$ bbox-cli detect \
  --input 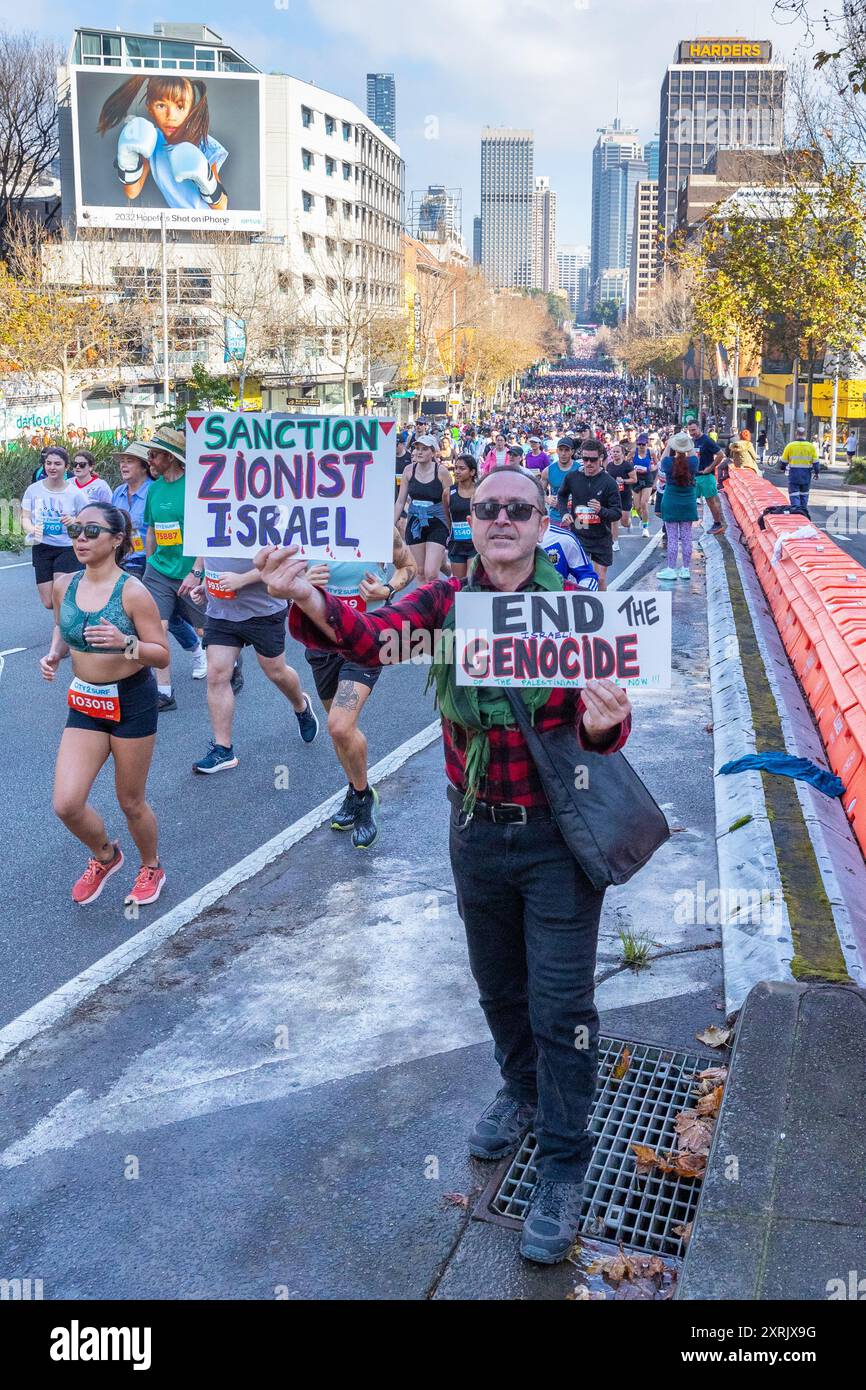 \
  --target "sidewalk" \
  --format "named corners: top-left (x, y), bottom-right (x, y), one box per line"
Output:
top-left (0, 563), bottom-right (724, 1300)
